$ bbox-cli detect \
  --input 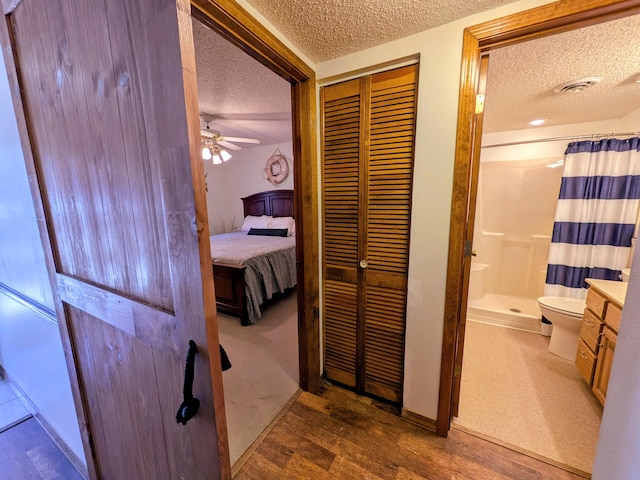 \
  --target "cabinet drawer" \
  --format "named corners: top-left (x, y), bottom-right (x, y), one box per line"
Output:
top-left (605, 303), bottom-right (622, 332)
top-left (585, 288), bottom-right (607, 318)
top-left (579, 309), bottom-right (604, 352)
top-left (576, 339), bottom-right (597, 385)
